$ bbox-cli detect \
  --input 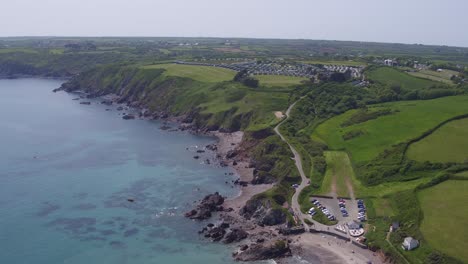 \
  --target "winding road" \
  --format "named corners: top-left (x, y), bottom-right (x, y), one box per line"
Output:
top-left (274, 97), bottom-right (310, 230)
top-left (274, 99), bottom-right (384, 264)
